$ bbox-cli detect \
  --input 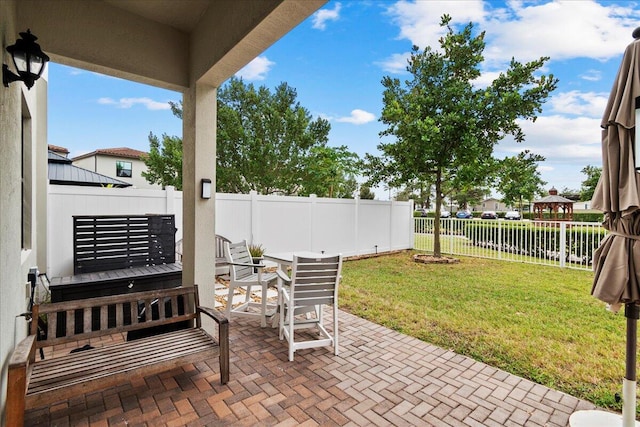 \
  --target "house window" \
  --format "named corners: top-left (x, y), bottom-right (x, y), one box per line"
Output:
top-left (116, 161), bottom-right (132, 178)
